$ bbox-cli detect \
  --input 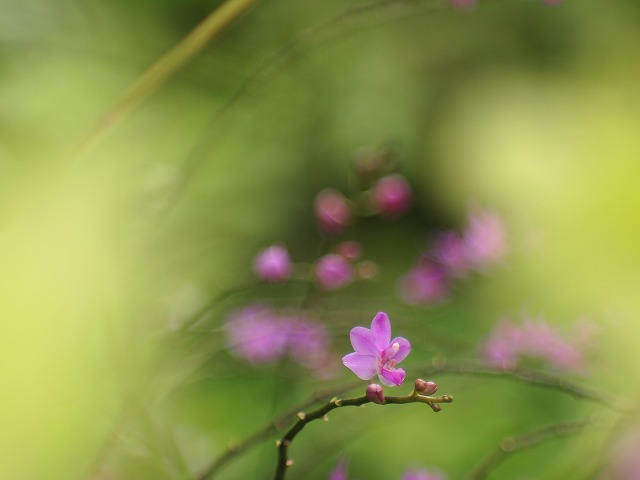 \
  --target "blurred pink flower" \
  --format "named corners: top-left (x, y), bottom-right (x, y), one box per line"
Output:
top-left (402, 468), bottom-right (447, 480)
top-left (336, 241), bottom-right (362, 261)
top-left (463, 207), bottom-right (508, 270)
top-left (225, 304), bottom-right (332, 373)
top-left (253, 245), bottom-right (292, 282)
top-left (315, 254), bottom-right (355, 290)
top-left (431, 231), bottom-right (471, 278)
top-left (314, 188), bottom-right (352, 235)
top-left (342, 312), bottom-right (411, 386)
top-left (370, 174), bottom-right (413, 218)
top-left (397, 263), bottom-right (449, 305)
top-left (284, 314), bottom-right (330, 369)
top-left (482, 316), bottom-right (591, 373)
top-left (225, 304), bottom-right (288, 364)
